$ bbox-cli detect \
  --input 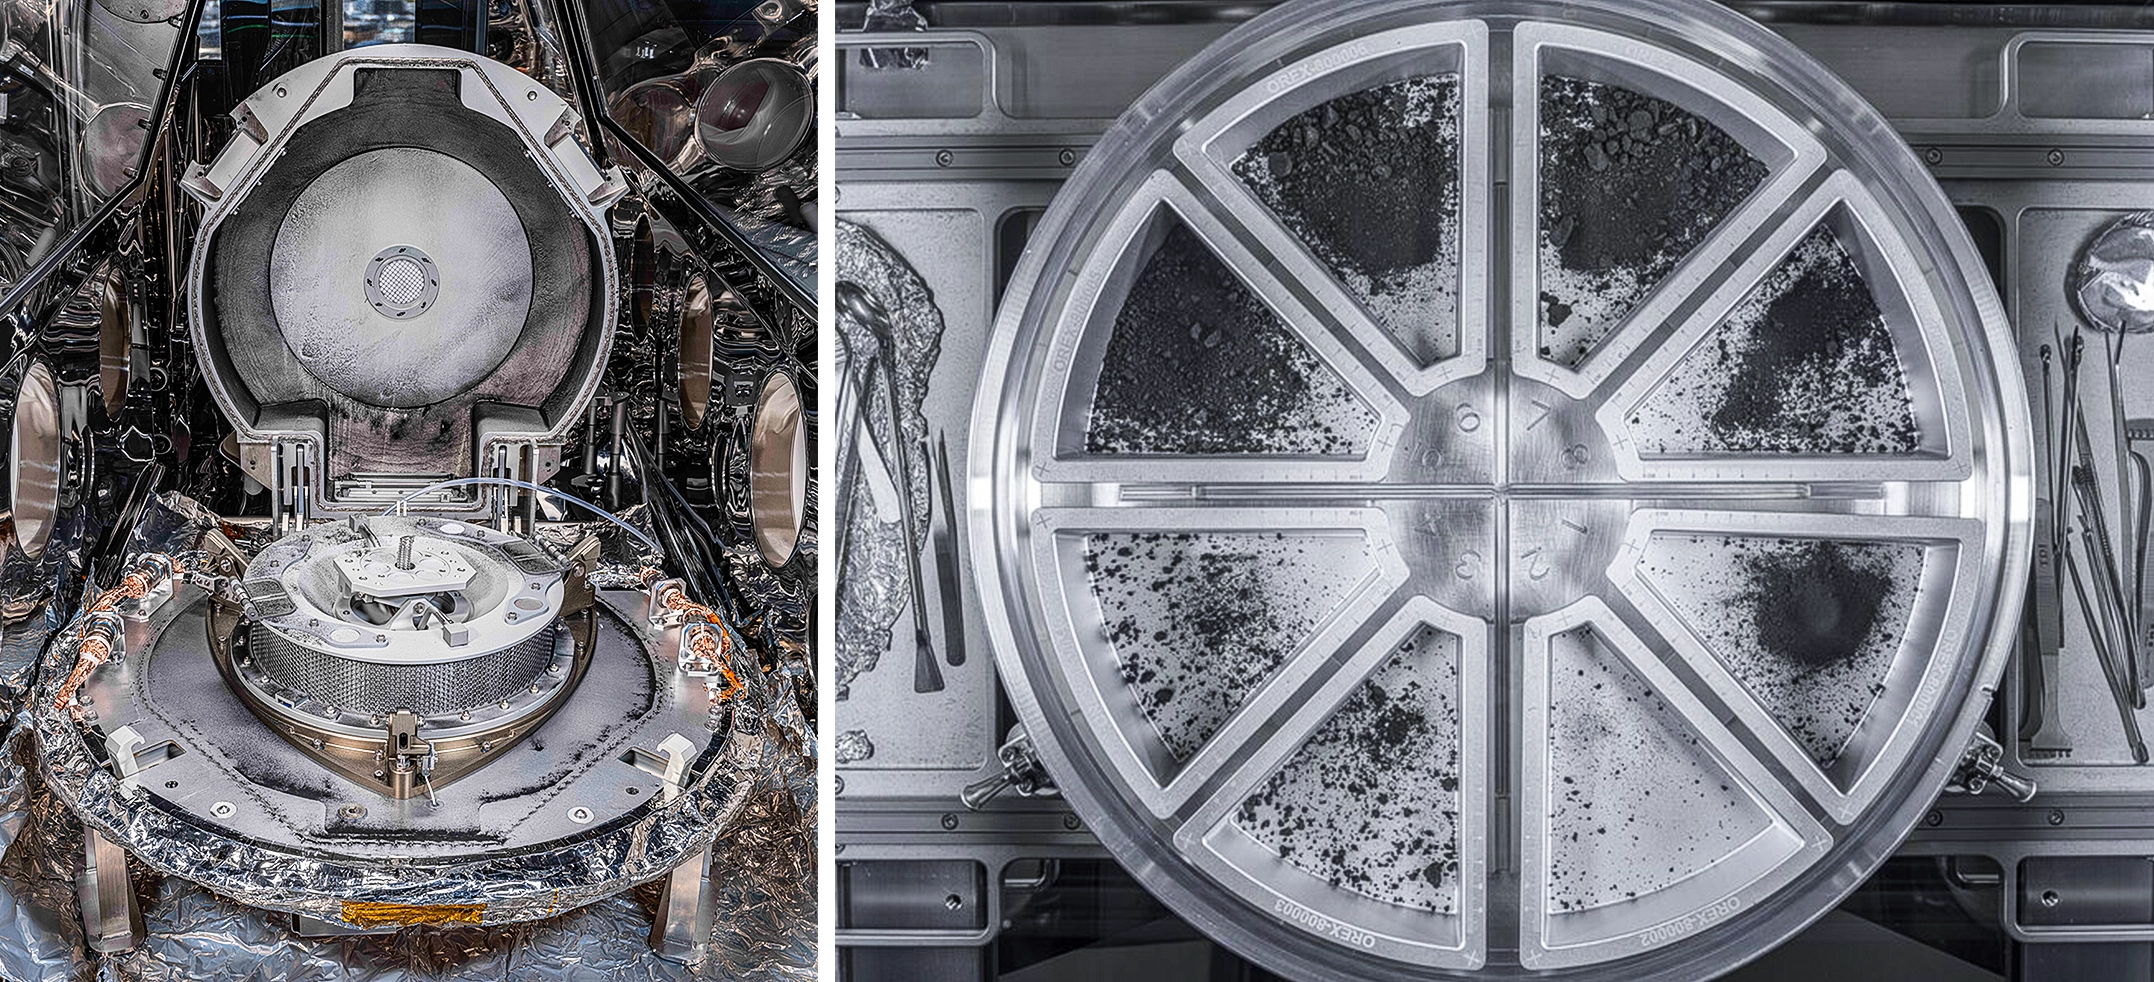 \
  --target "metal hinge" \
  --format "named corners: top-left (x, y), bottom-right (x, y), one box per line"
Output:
top-left (960, 726), bottom-right (1058, 811)
top-left (1946, 726), bottom-right (2037, 801)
